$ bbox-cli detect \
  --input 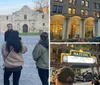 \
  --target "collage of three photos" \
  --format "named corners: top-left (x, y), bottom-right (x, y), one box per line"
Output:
top-left (0, 0), bottom-right (100, 85)
top-left (50, 0), bottom-right (100, 85)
